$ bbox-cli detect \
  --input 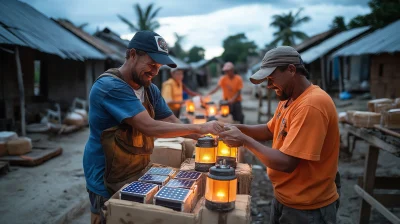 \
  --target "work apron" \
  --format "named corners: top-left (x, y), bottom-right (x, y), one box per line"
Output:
top-left (96, 69), bottom-right (155, 195)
